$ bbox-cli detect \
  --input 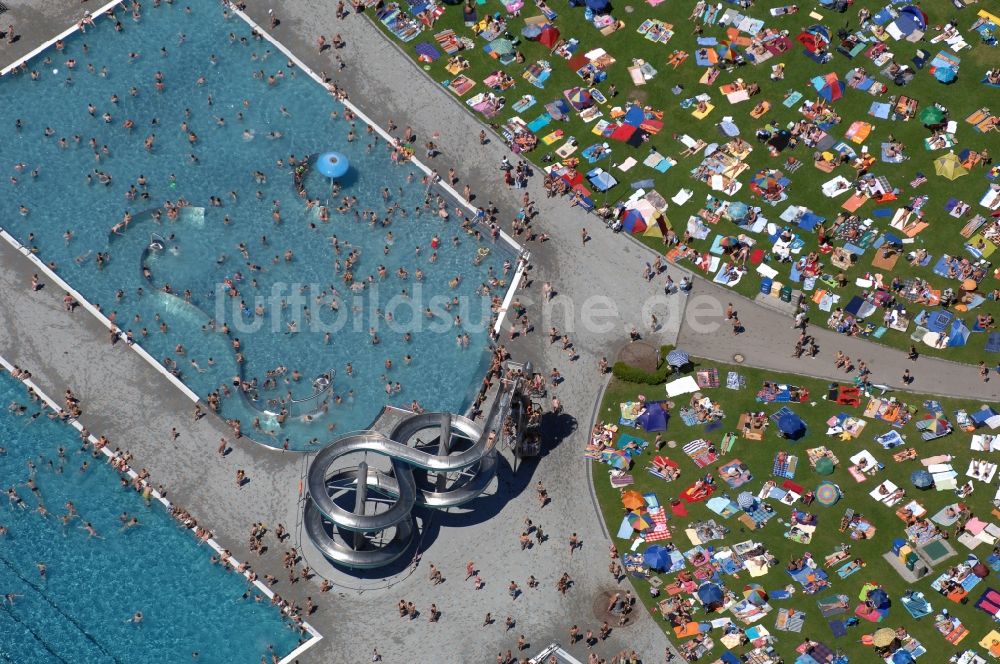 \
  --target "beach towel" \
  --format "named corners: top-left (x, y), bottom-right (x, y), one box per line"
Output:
top-left (775, 608), bottom-right (805, 632)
